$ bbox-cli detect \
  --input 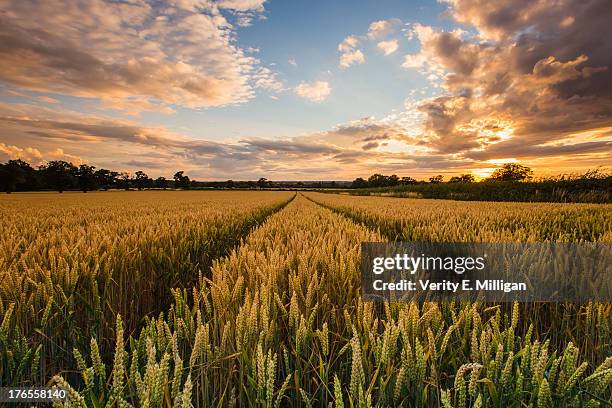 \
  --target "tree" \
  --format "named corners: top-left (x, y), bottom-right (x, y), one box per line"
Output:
top-left (368, 174), bottom-right (384, 187)
top-left (119, 172), bottom-right (132, 190)
top-left (351, 177), bottom-right (369, 188)
top-left (0, 159), bottom-right (37, 193)
top-left (257, 177), bottom-right (269, 189)
top-left (449, 174), bottom-right (475, 183)
top-left (76, 164), bottom-right (98, 192)
top-left (40, 161), bottom-right (77, 193)
top-left (0, 163), bottom-right (20, 193)
top-left (95, 169), bottom-right (119, 190)
top-left (489, 163), bottom-right (533, 182)
top-left (134, 171), bottom-right (151, 190)
top-left (429, 175), bottom-right (444, 184)
top-left (401, 176), bottom-right (417, 185)
top-left (11, 160), bottom-right (39, 190)
top-left (154, 177), bottom-right (169, 189)
top-left (174, 171), bottom-right (191, 189)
